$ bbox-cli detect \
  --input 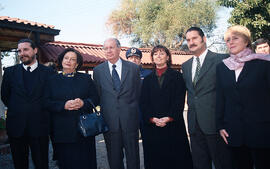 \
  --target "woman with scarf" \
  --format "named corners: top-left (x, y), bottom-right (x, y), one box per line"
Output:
top-left (140, 45), bottom-right (193, 169)
top-left (216, 25), bottom-right (270, 169)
